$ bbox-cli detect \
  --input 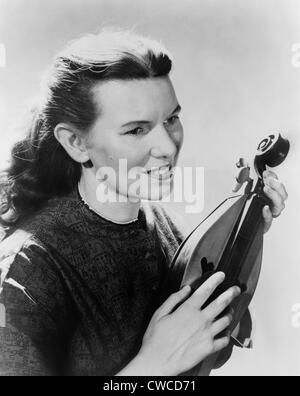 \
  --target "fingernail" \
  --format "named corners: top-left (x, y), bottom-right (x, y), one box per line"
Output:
top-left (235, 286), bottom-right (241, 295)
top-left (181, 285), bottom-right (191, 293)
